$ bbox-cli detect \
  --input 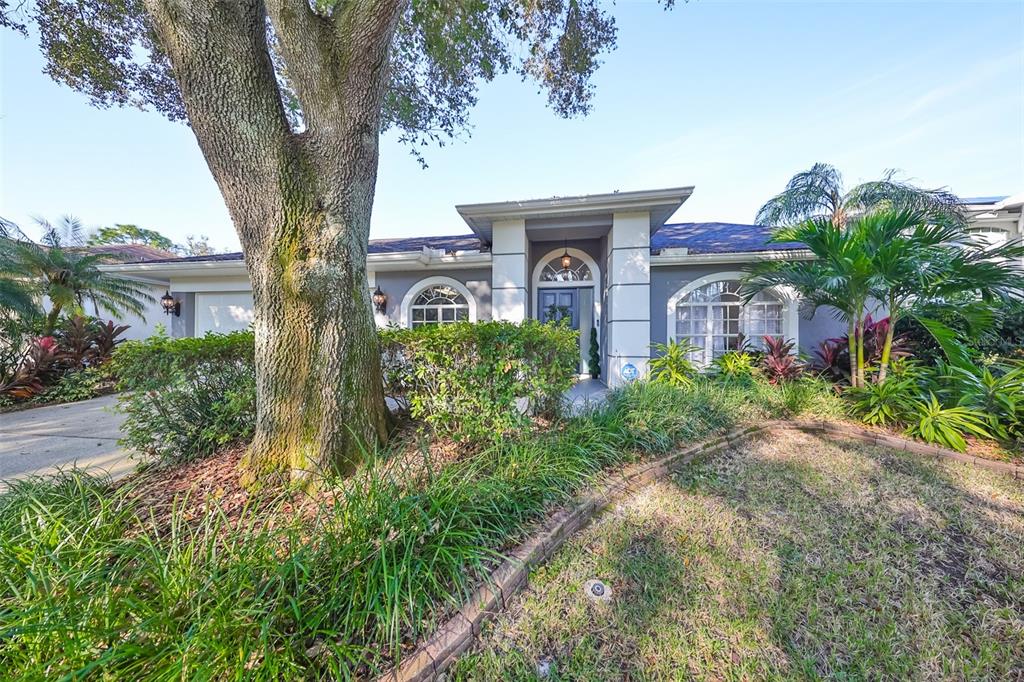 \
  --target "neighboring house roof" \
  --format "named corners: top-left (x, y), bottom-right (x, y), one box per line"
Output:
top-left (81, 244), bottom-right (179, 262)
top-left (652, 222), bottom-right (803, 255)
top-left (962, 196), bottom-right (1009, 205)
